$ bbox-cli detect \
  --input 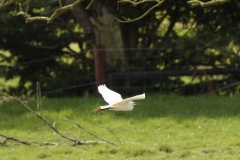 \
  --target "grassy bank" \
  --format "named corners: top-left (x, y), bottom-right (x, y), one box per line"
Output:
top-left (0, 94), bottom-right (240, 159)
